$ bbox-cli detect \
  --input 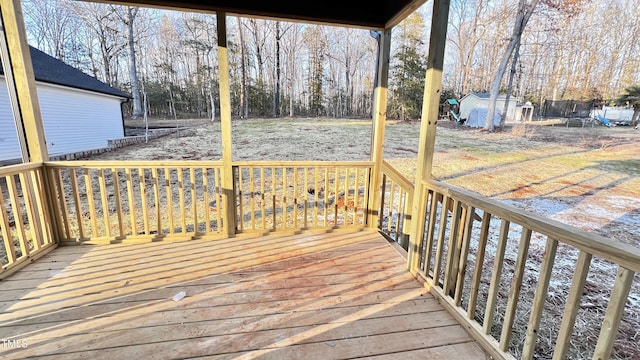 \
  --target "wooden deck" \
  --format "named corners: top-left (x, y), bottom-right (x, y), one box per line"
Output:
top-left (0, 230), bottom-right (488, 359)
